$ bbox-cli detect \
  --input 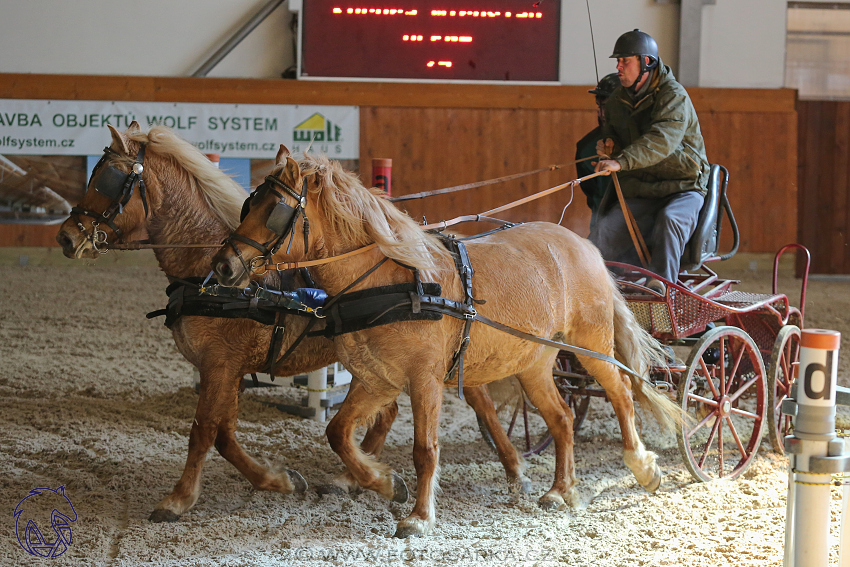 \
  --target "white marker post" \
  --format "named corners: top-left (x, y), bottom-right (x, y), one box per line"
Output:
top-left (785, 329), bottom-right (842, 567)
